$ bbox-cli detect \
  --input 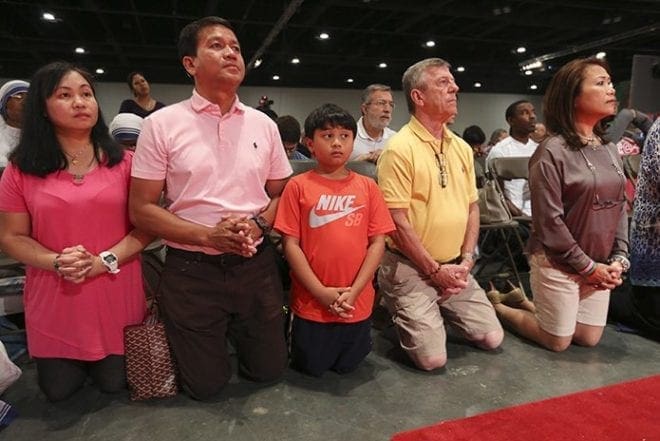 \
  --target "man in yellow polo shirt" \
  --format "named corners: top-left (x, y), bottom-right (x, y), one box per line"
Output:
top-left (377, 58), bottom-right (503, 371)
